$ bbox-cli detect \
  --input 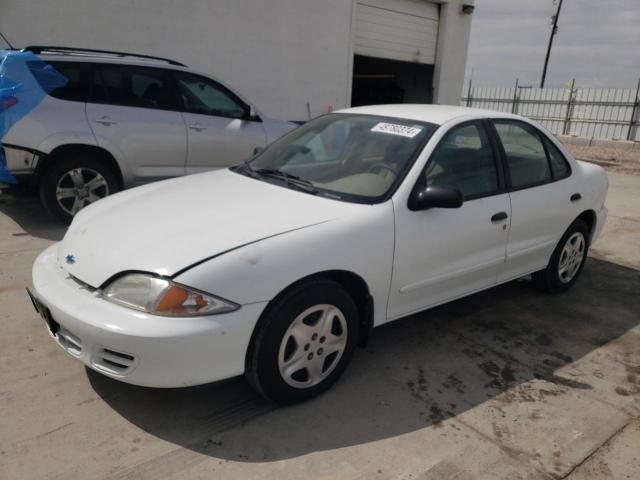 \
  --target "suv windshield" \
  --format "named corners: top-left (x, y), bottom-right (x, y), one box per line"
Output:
top-left (236, 113), bottom-right (437, 203)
